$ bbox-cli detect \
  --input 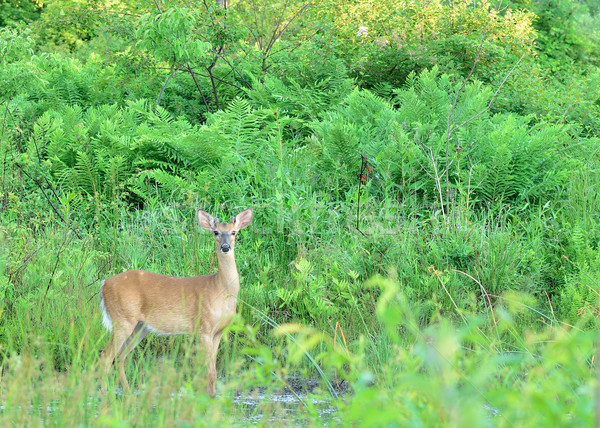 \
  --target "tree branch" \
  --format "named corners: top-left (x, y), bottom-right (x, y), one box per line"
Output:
top-left (157, 63), bottom-right (183, 108)
top-left (186, 64), bottom-right (212, 113)
top-left (449, 53), bottom-right (525, 135)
